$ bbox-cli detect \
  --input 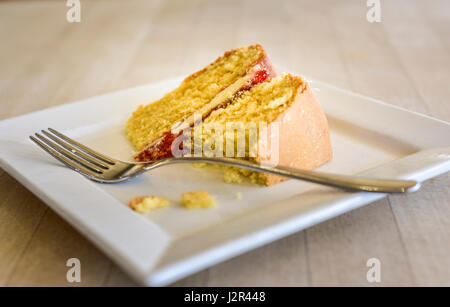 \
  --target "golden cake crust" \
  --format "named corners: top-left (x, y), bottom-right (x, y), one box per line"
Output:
top-left (183, 44), bottom-right (273, 84)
